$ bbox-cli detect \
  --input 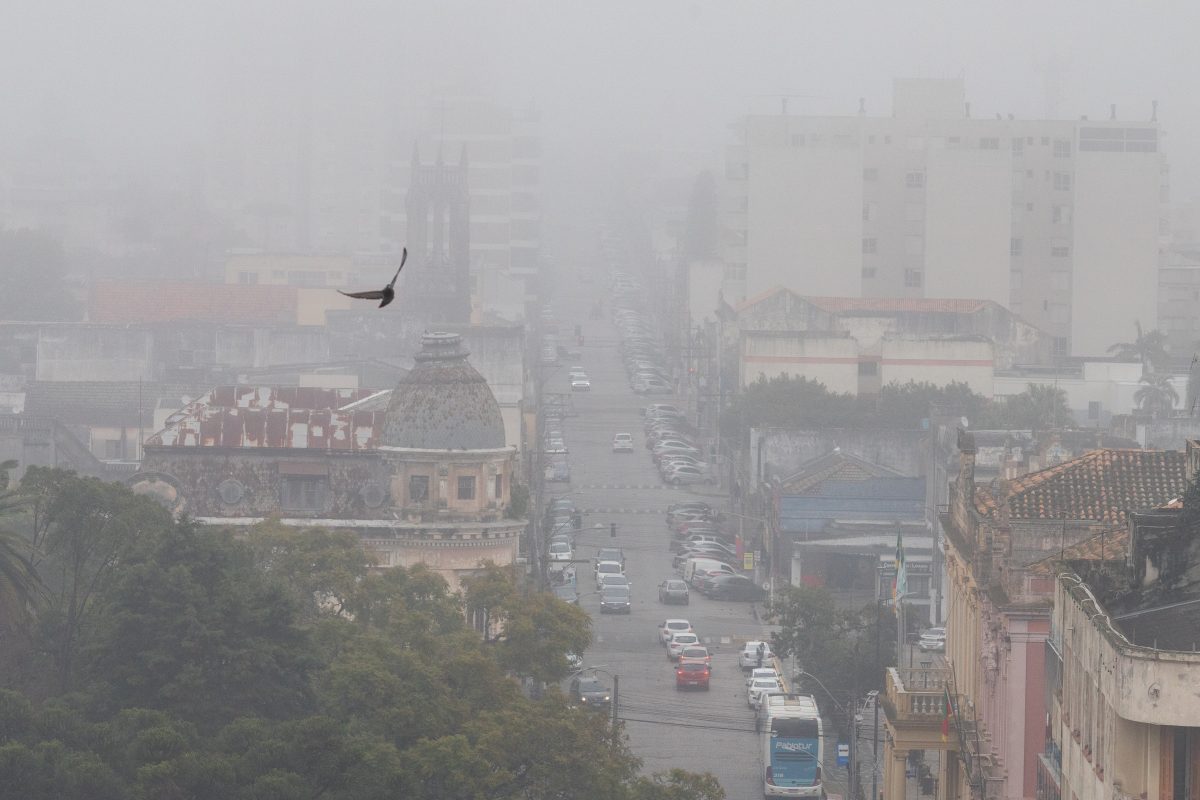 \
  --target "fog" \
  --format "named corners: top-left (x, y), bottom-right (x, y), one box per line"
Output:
top-left (4, 0), bottom-right (1199, 252)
